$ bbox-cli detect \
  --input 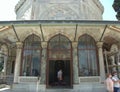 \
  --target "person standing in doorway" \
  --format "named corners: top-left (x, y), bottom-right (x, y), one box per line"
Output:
top-left (112, 71), bottom-right (120, 92)
top-left (57, 69), bottom-right (63, 85)
top-left (105, 73), bottom-right (114, 92)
